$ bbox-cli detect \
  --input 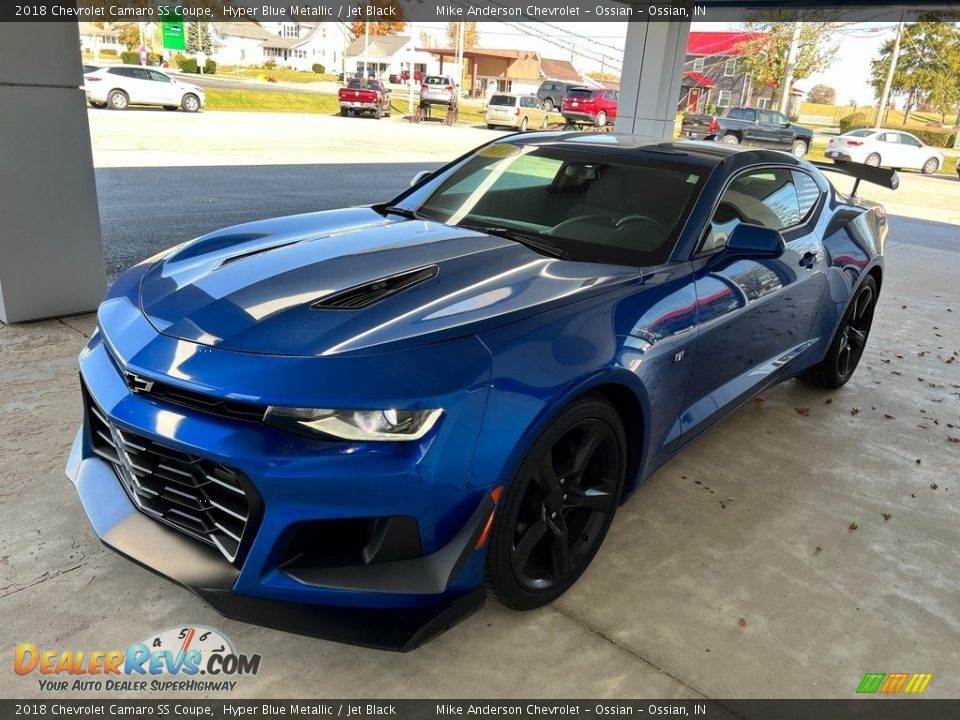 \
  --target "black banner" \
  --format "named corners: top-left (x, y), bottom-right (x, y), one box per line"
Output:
top-left (5, 0), bottom-right (960, 23)
top-left (3, 700), bottom-right (960, 720)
